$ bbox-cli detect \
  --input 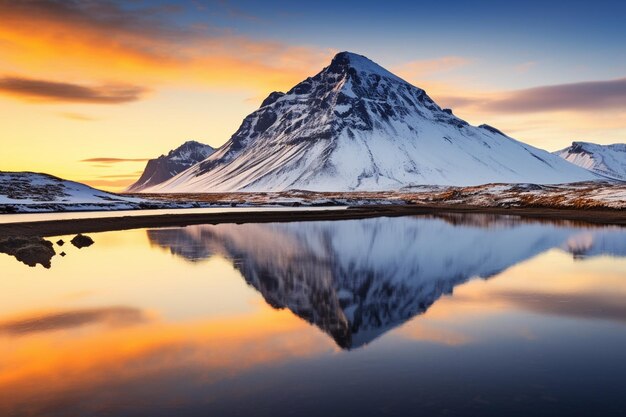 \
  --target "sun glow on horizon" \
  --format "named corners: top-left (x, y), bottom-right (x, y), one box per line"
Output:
top-left (0, 0), bottom-right (624, 191)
